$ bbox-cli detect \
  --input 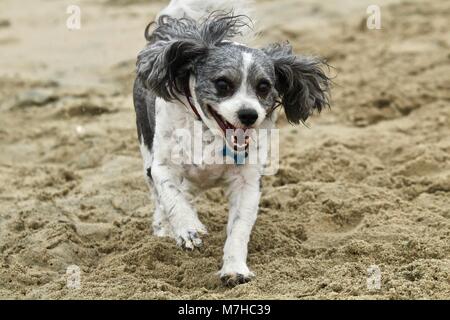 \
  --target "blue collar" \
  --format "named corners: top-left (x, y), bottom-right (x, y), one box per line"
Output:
top-left (222, 144), bottom-right (247, 165)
